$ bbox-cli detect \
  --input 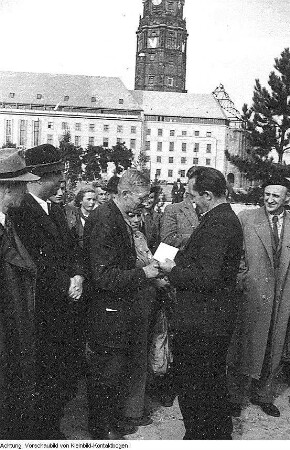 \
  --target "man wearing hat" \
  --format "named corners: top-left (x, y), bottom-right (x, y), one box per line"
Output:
top-left (228, 176), bottom-right (290, 418)
top-left (11, 144), bottom-right (84, 439)
top-left (0, 148), bottom-right (39, 438)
